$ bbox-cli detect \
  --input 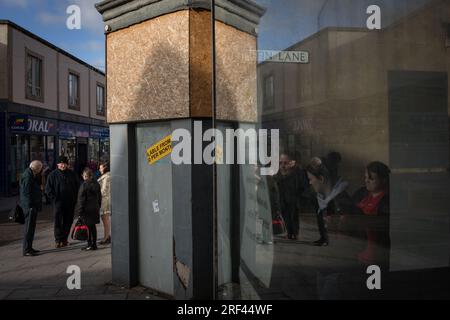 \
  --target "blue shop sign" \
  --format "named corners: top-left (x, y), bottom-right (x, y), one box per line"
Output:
top-left (59, 121), bottom-right (90, 138)
top-left (90, 126), bottom-right (110, 139)
top-left (9, 114), bottom-right (57, 135)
